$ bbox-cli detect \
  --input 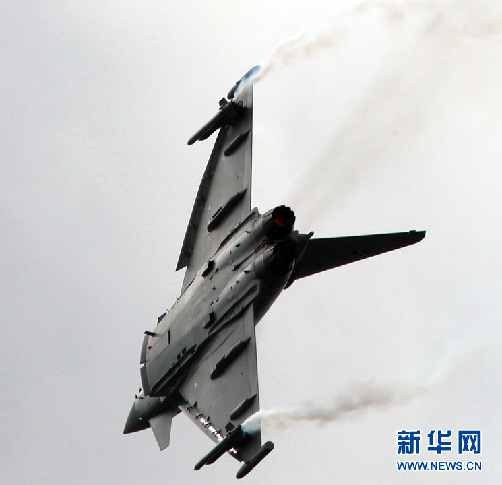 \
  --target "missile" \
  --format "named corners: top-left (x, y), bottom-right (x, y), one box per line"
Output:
top-left (188, 66), bottom-right (261, 146)
top-left (194, 425), bottom-right (245, 470)
top-left (236, 441), bottom-right (274, 479)
top-left (188, 100), bottom-right (244, 145)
